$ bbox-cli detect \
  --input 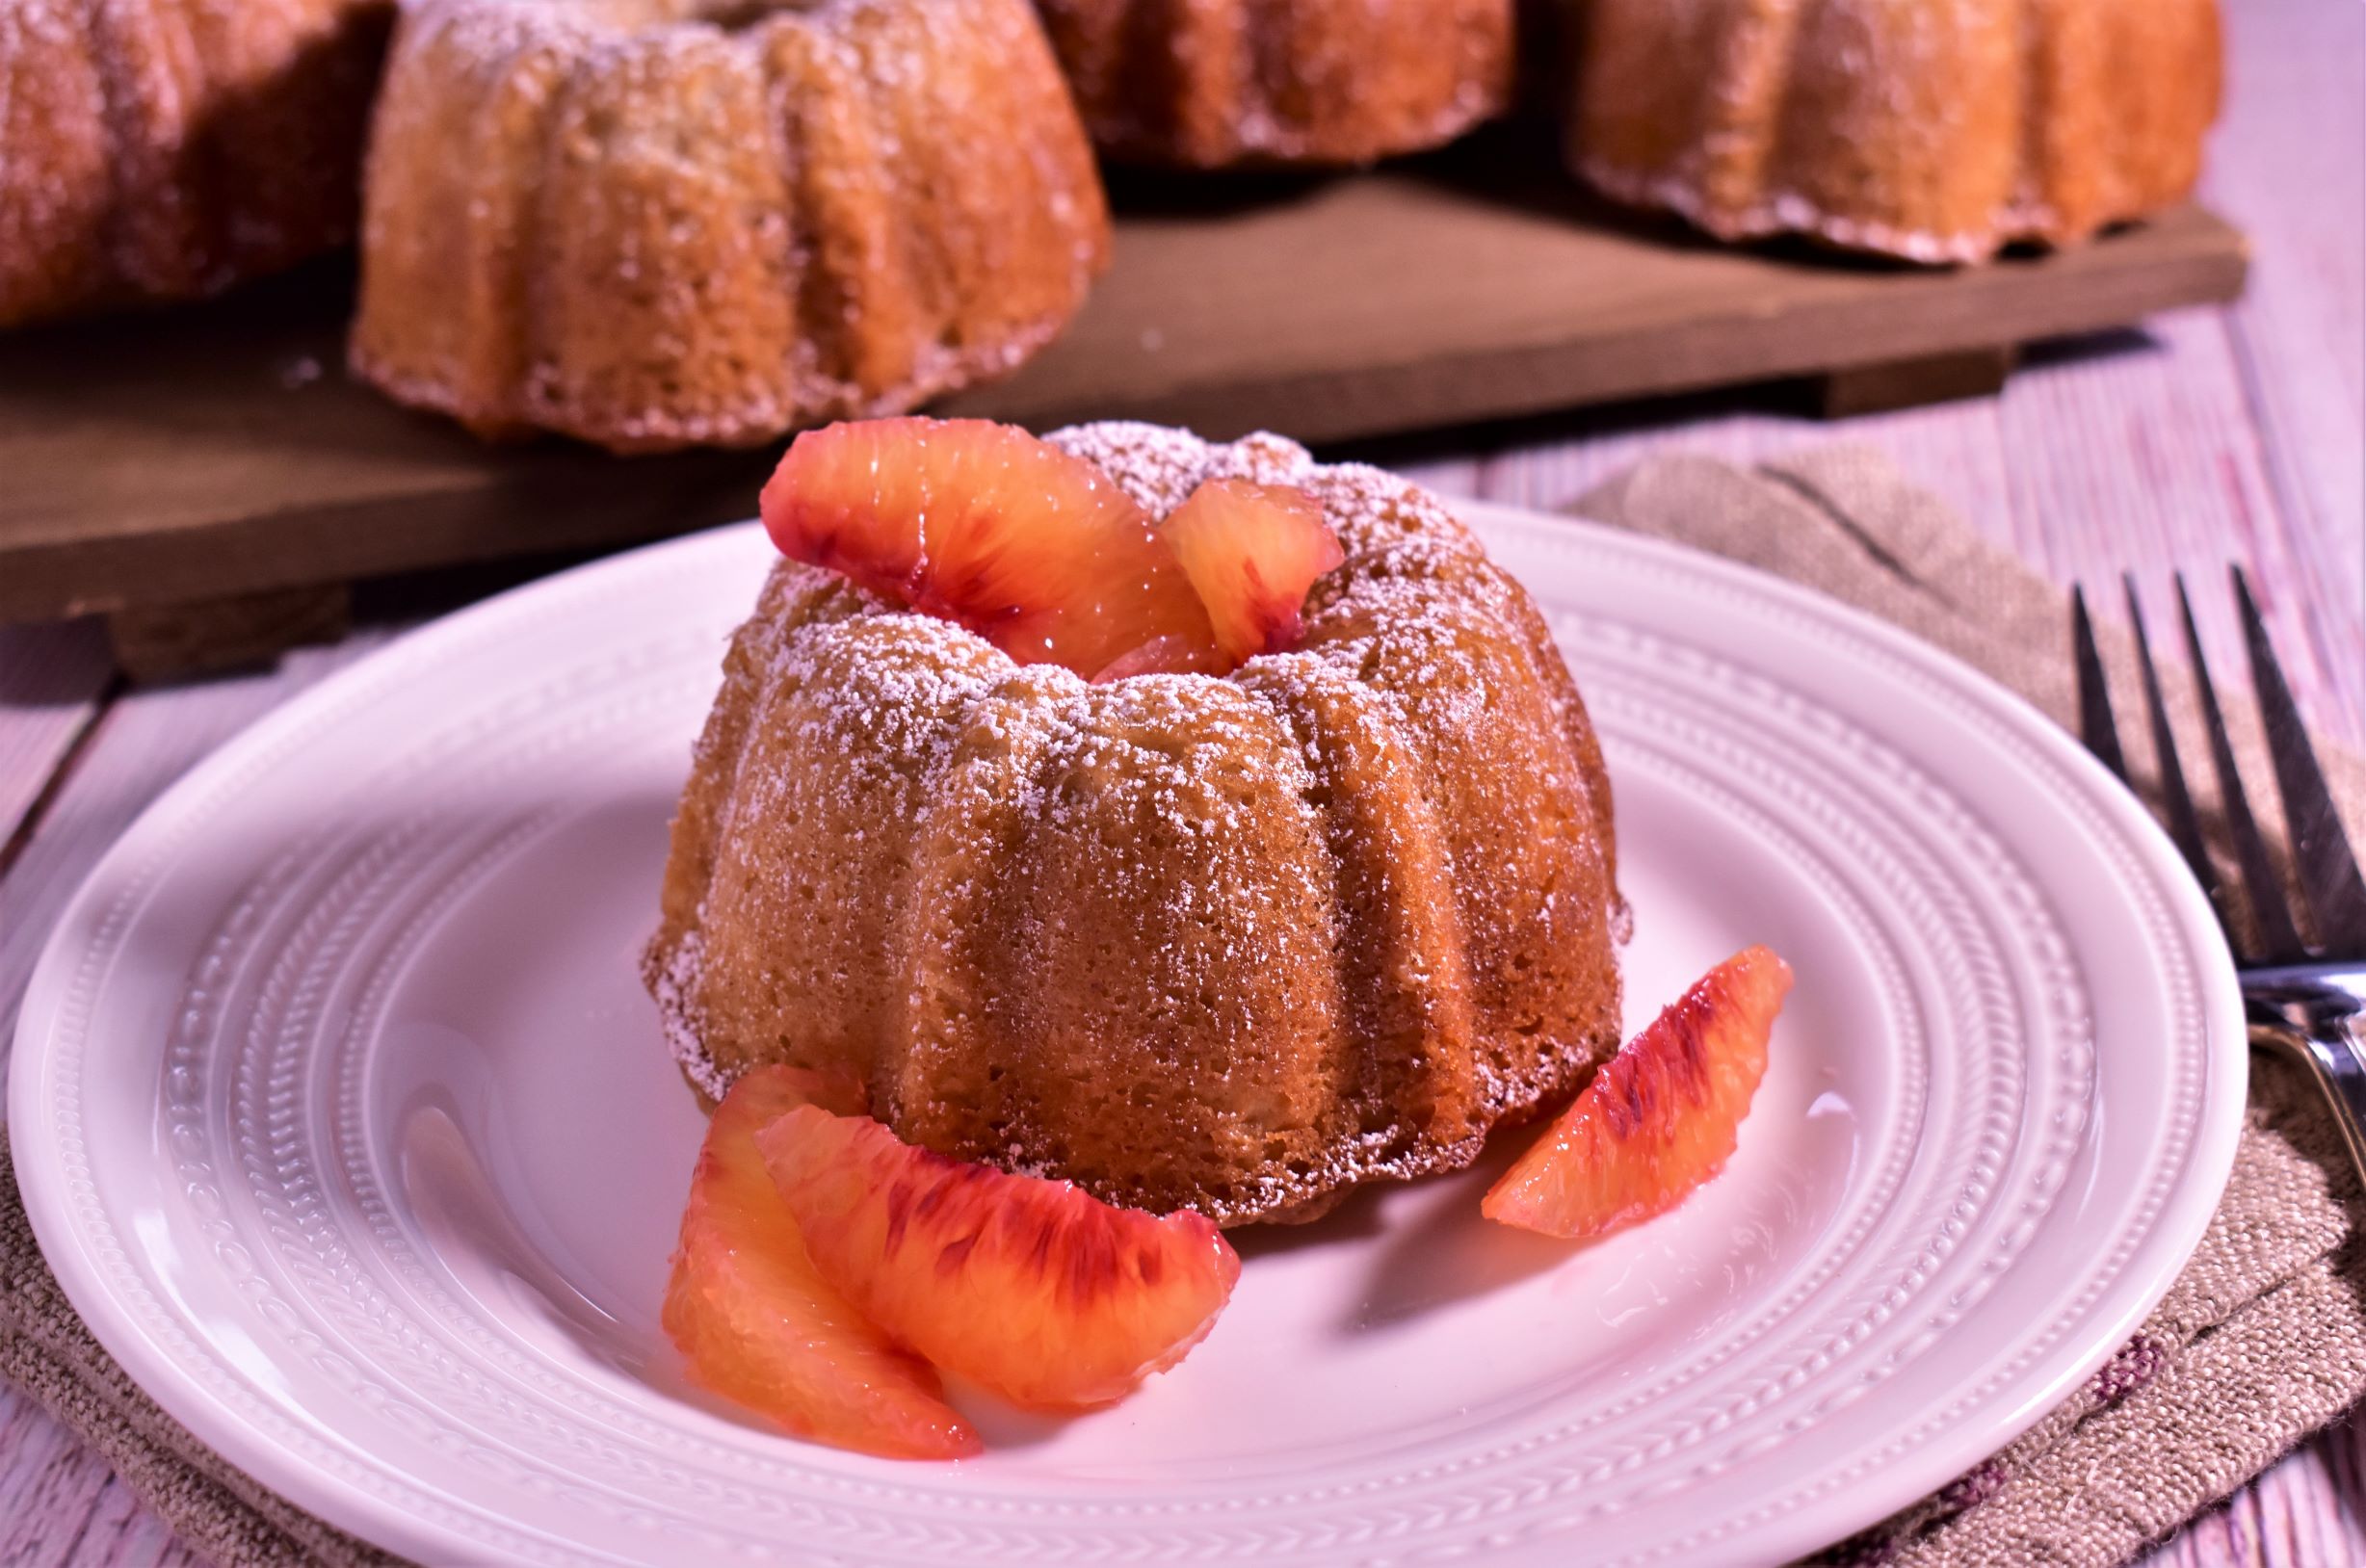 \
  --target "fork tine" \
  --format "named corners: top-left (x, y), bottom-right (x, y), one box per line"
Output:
top-left (2176, 573), bottom-right (2307, 964)
top-left (2123, 577), bottom-right (2223, 916)
top-left (2231, 565), bottom-right (2366, 955)
top-left (2071, 587), bottom-right (2128, 781)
